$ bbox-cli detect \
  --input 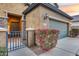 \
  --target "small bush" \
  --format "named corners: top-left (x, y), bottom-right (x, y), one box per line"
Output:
top-left (69, 29), bottom-right (79, 37)
top-left (35, 29), bottom-right (59, 51)
top-left (0, 47), bottom-right (8, 56)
